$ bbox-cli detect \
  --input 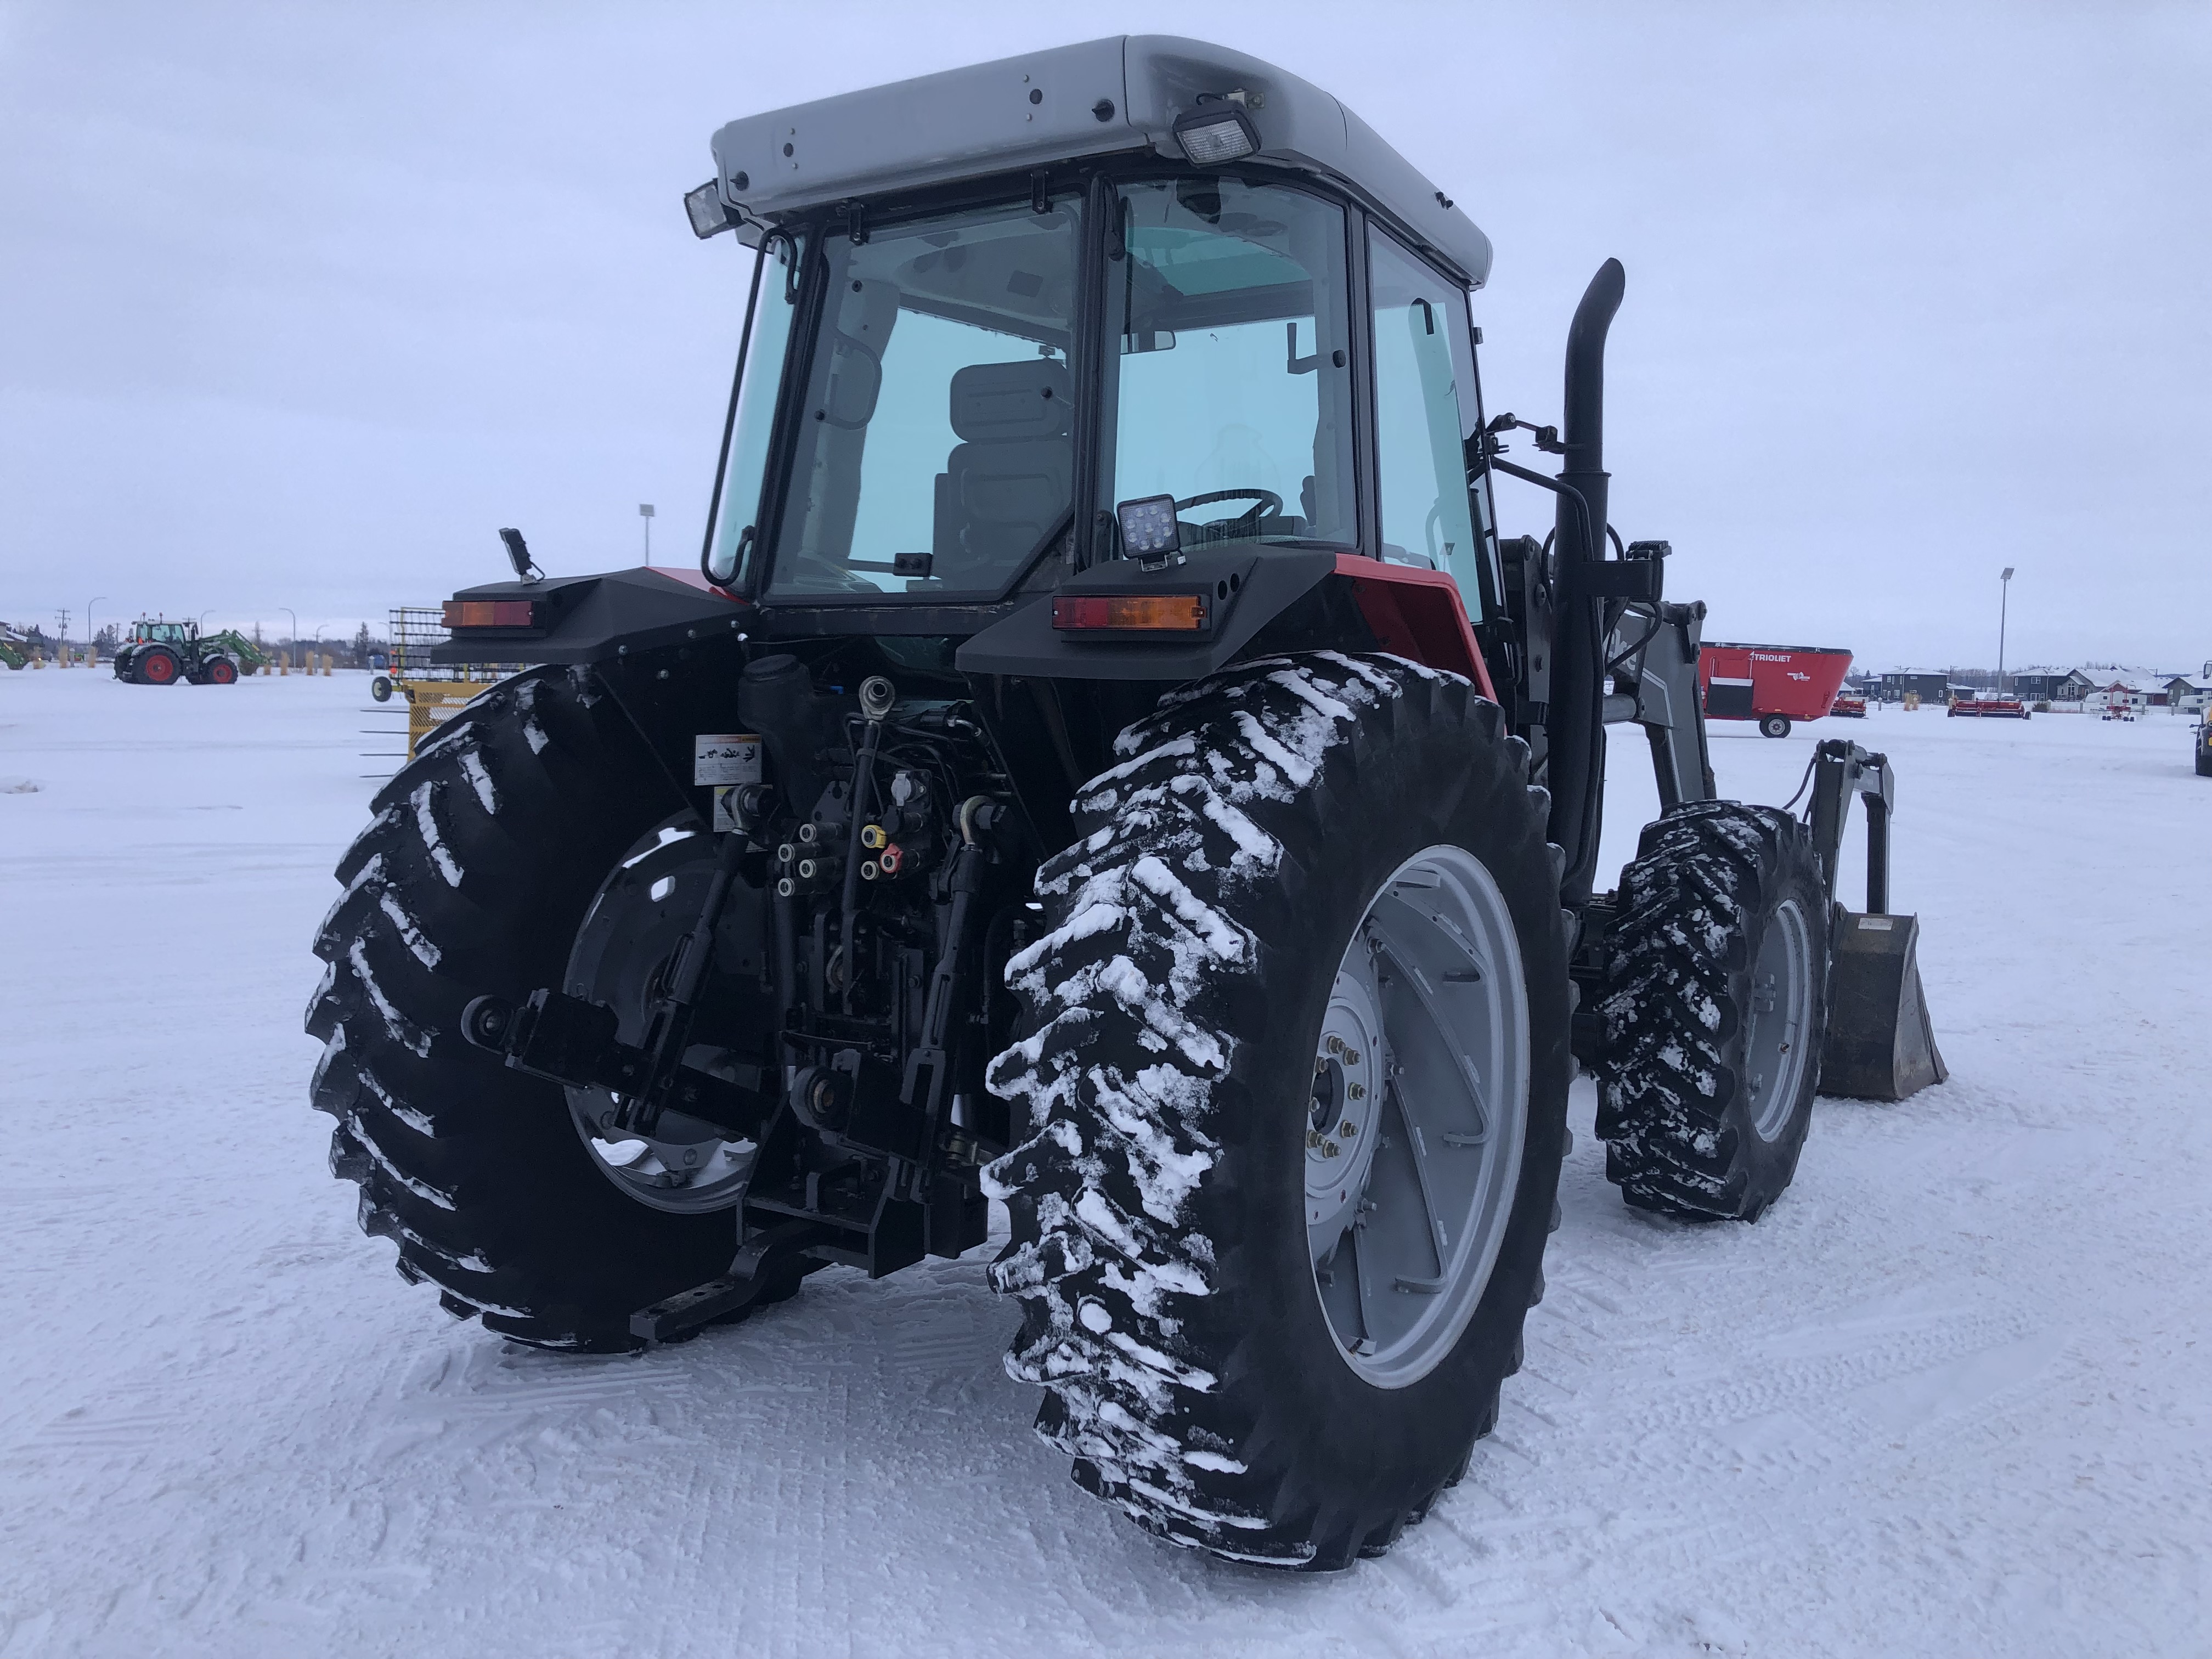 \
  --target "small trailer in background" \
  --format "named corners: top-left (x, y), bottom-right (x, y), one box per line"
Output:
top-left (1700, 641), bottom-right (1855, 737)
